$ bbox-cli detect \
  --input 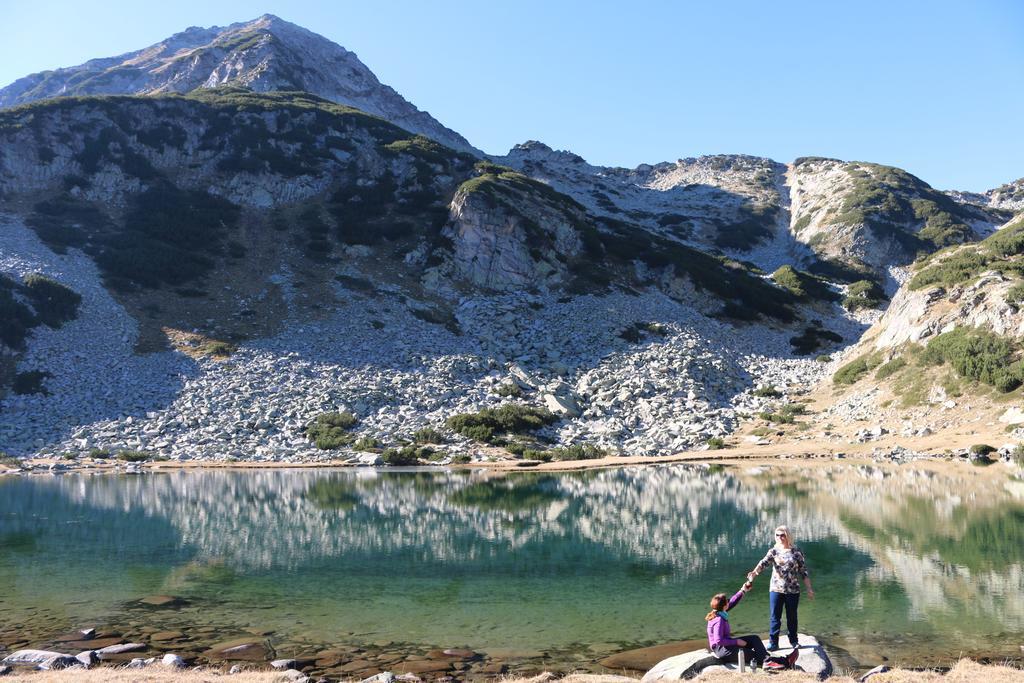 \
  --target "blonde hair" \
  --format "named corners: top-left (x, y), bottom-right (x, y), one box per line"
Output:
top-left (705, 593), bottom-right (729, 621)
top-left (774, 525), bottom-right (794, 549)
